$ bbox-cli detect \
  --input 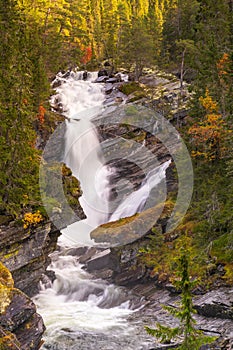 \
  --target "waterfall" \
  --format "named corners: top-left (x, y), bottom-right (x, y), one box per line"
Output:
top-left (110, 160), bottom-right (171, 222)
top-left (54, 71), bottom-right (170, 245)
top-left (34, 70), bottom-right (170, 349)
top-left (52, 71), bottom-right (111, 244)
